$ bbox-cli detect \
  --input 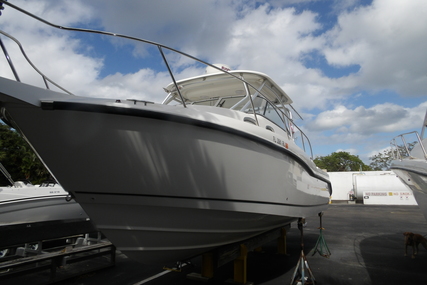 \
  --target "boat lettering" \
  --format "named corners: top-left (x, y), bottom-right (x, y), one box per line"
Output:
top-left (273, 136), bottom-right (288, 148)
